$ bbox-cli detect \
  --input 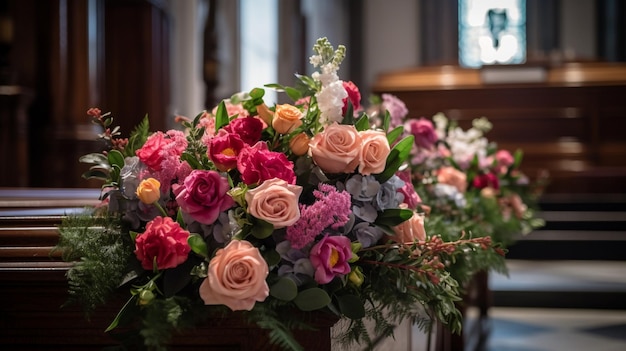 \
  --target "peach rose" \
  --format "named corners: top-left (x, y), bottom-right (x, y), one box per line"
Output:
top-left (437, 166), bottom-right (467, 193)
top-left (389, 208), bottom-right (427, 244)
top-left (289, 132), bottom-right (310, 156)
top-left (309, 123), bottom-right (362, 174)
top-left (272, 104), bottom-right (303, 134)
top-left (358, 130), bottom-right (390, 175)
top-left (136, 178), bottom-right (161, 204)
top-left (199, 240), bottom-right (269, 311)
top-left (245, 178), bottom-right (302, 229)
